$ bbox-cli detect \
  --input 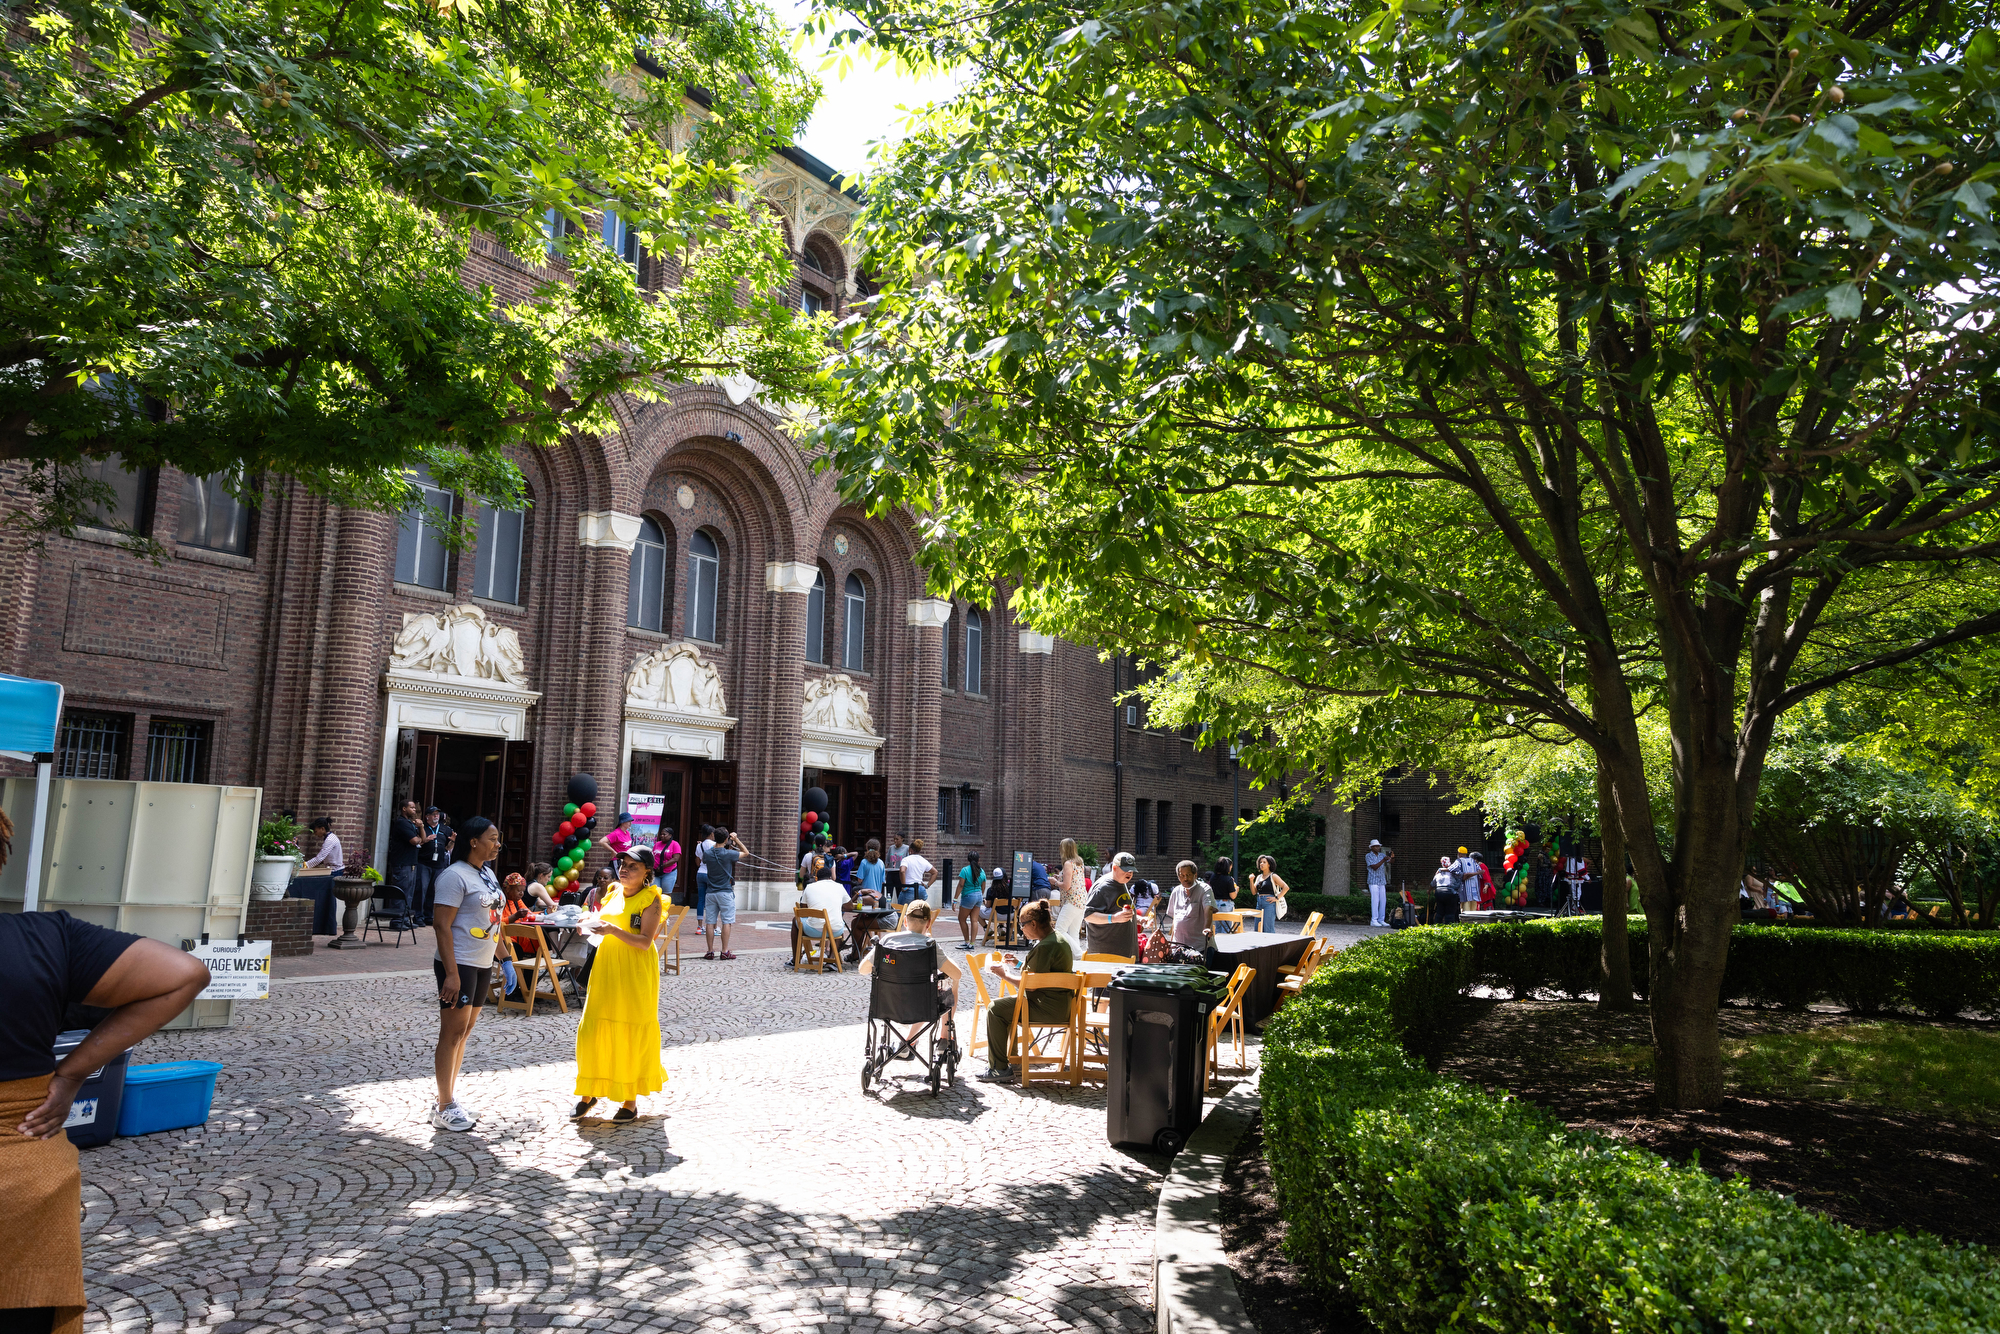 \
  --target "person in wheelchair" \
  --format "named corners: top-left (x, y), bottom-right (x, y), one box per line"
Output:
top-left (860, 900), bottom-right (963, 1092)
top-left (860, 900), bottom-right (961, 1002)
